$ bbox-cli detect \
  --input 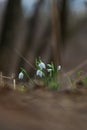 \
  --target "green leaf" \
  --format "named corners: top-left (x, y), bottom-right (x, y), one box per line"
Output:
top-left (20, 67), bottom-right (29, 79)
top-left (47, 64), bottom-right (52, 68)
top-left (77, 70), bottom-right (83, 77)
top-left (51, 62), bottom-right (55, 71)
